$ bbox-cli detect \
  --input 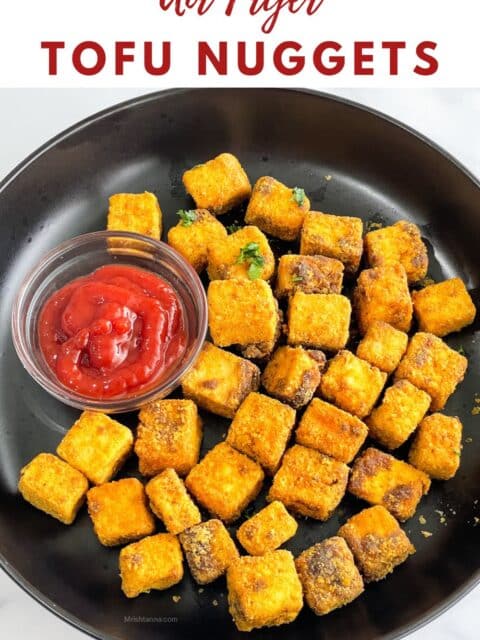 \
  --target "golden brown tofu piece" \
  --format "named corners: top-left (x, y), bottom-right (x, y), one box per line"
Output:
top-left (227, 550), bottom-right (303, 631)
top-left (287, 292), bottom-right (351, 352)
top-left (320, 350), bottom-right (387, 419)
top-left (226, 392), bottom-right (296, 474)
top-left (262, 345), bottom-right (325, 409)
top-left (107, 192), bottom-right (162, 239)
top-left (367, 380), bottom-right (431, 450)
top-left (185, 443), bottom-right (264, 523)
top-left (119, 533), bottom-right (183, 598)
top-left (135, 399), bottom-right (202, 477)
top-left (275, 254), bottom-right (344, 298)
top-left (245, 176), bottom-right (310, 241)
top-left (182, 152), bottom-right (251, 215)
top-left (348, 447), bottom-right (430, 521)
top-left (409, 413), bottom-right (463, 480)
top-left (181, 341), bottom-right (260, 418)
top-left (179, 519), bottom-right (239, 584)
top-left (167, 208), bottom-right (227, 272)
top-left (145, 469), bottom-right (201, 535)
top-left (56, 411), bottom-right (133, 485)
top-left (18, 453), bottom-right (88, 525)
top-left (395, 332), bottom-right (468, 411)
top-left (353, 264), bottom-right (413, 335)
top-left (412, 277), bottom-right (476, 337)
top-left (295, 536), bottom-right (364, 615)
top-left (356, 321), bottom-right (408, 374)
top-left (237, 501), bottom-right (298, 556)
top-left (296, 398), bottom-right (368, 463)
top-left (87, 478), bottom-right (155, 546)
top-left (338, 505), bottom-right (415, 582)
top-left (207, 225), bottom-right (275, 281)
top-left (268, 445), bottom-right (349, 520)
top-left (364, 220), bottom-right (428, 284)
top-left (300, 211), bottom-right (363, 275)
top-left (208, 278), bottom-right (280, 359)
